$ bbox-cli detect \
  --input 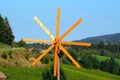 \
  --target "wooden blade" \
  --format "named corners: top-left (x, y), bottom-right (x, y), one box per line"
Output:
top-left (22, 38), bottom-right (53, 43)
top-left (59, 45), bottom-right (80, 68)
top-left (59, 18), bottom-right (82, 41)
top-left (53, 44), bottom-right (58, 76)
top-left (56, 8), bottom-right (60, 40)
top-left (59, 41), bottom-right (91, 46)
top-left (34, 16), bottom-right (55, 40)
top-left (32, 45), bottom-right (54, 66)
